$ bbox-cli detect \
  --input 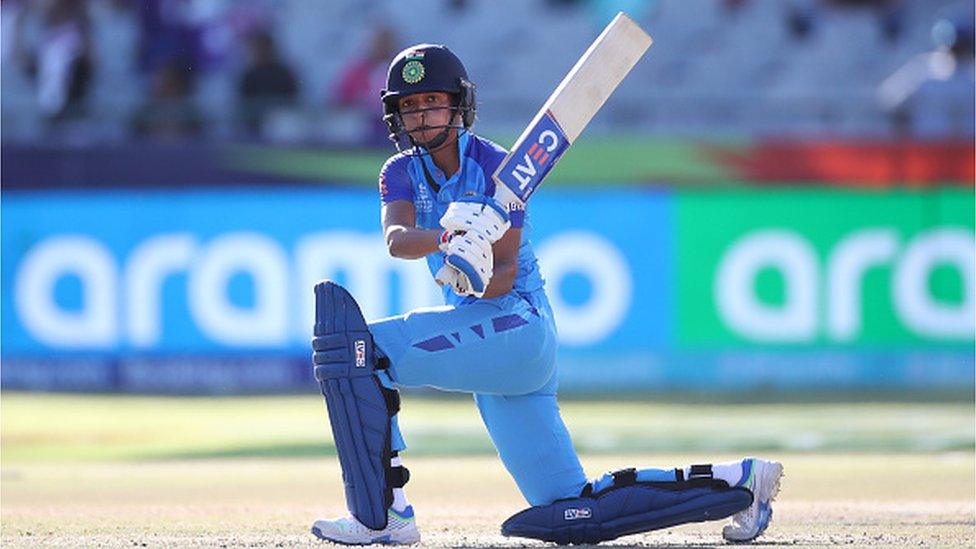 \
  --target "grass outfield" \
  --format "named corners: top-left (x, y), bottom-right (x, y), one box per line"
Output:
top-left (2, 393), bottom-right (974, 547)
top-left (3, 393), bottom-right (972, 461)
